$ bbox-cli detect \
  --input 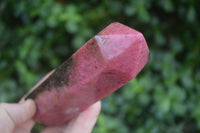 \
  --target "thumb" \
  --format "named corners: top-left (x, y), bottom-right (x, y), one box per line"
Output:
top-left (0, 99), bottom-right (36, 133)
